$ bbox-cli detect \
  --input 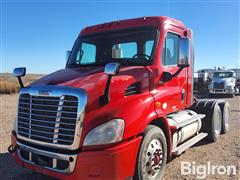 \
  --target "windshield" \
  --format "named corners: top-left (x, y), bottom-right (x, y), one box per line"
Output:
top-left (213, 72), bottom-right (233, 78)
top-left (67, 28), bottom-right (158, 67)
